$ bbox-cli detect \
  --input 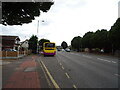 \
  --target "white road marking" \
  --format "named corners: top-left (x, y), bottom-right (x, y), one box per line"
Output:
top-left (65, 73), bottom-right (70, 79)
top-left (62, 66), bottom-right (64, 70)
top-left (103, 59), bottom-right (111, 62)
top-left (60, 63), bottom-right (62, 66)
top-left (97, 58), bottom-right (117, 64)
top-left (97, 58), bottom-right (111, 62)
top-left (112, 61), bottom-right (117, 63)
top-left (82, 55), bottom-right (92, 58)
top-left (73, 84), bottom-right (77, 88)
top-left (97, 58), bottom-right (104, 61)
top-left (114, 74), bottom-right (120, 77)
